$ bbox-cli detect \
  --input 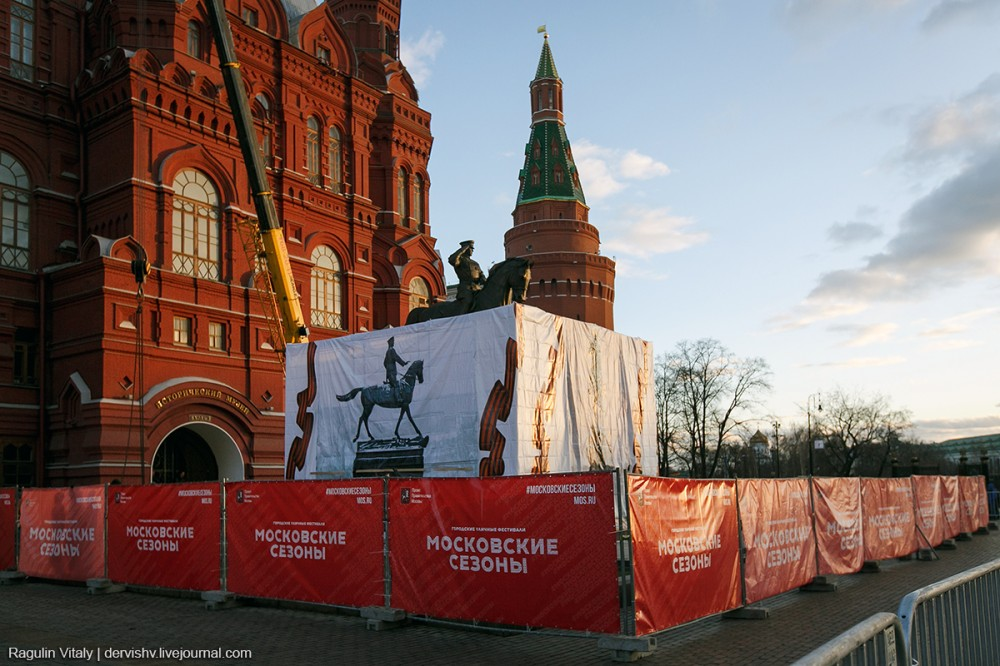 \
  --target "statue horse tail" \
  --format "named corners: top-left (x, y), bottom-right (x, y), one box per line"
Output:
top-left (336, 388), bottom-right (362, 402)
